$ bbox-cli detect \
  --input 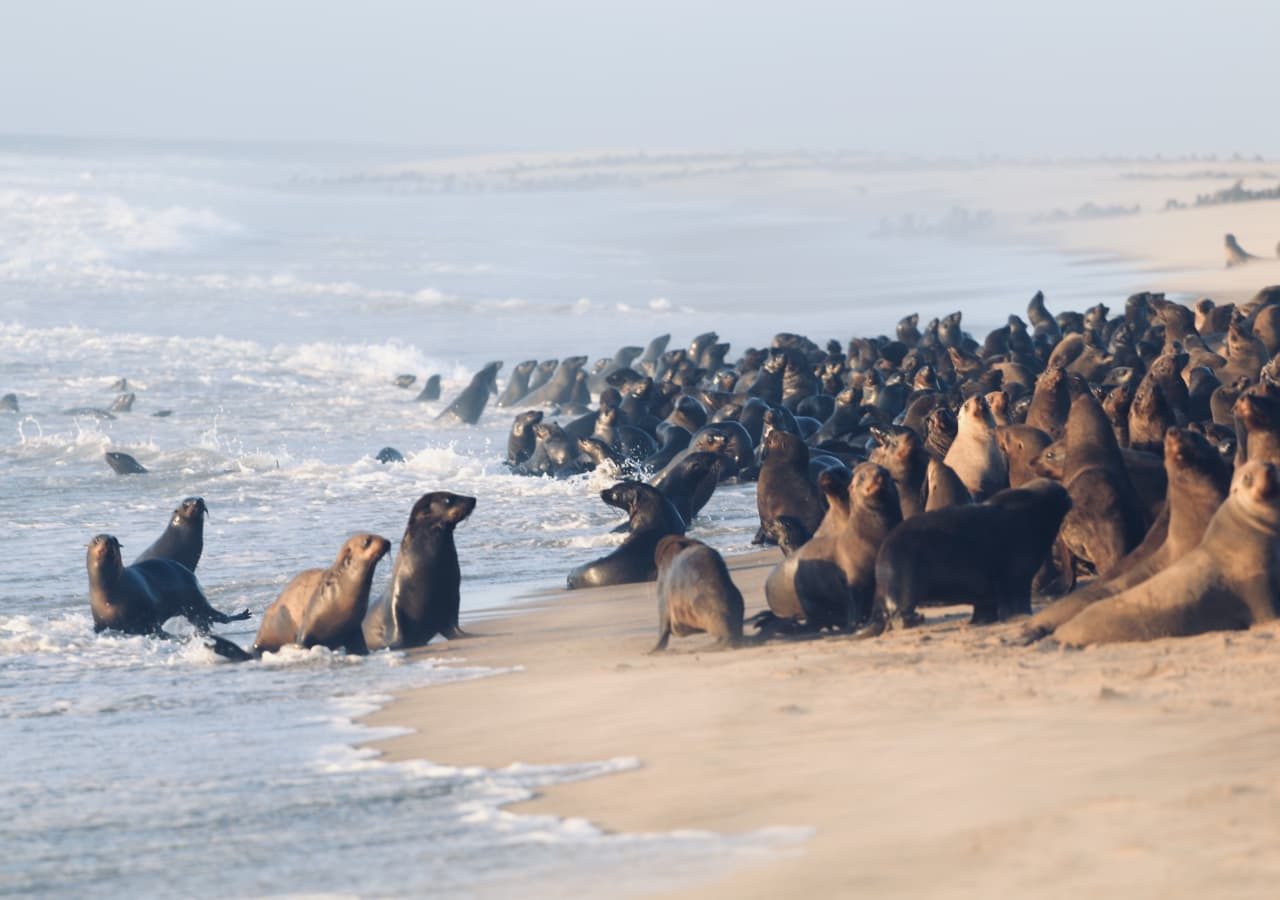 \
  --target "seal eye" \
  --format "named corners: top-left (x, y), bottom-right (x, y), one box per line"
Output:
top-left (362, 536), bottom-right (372, 548)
